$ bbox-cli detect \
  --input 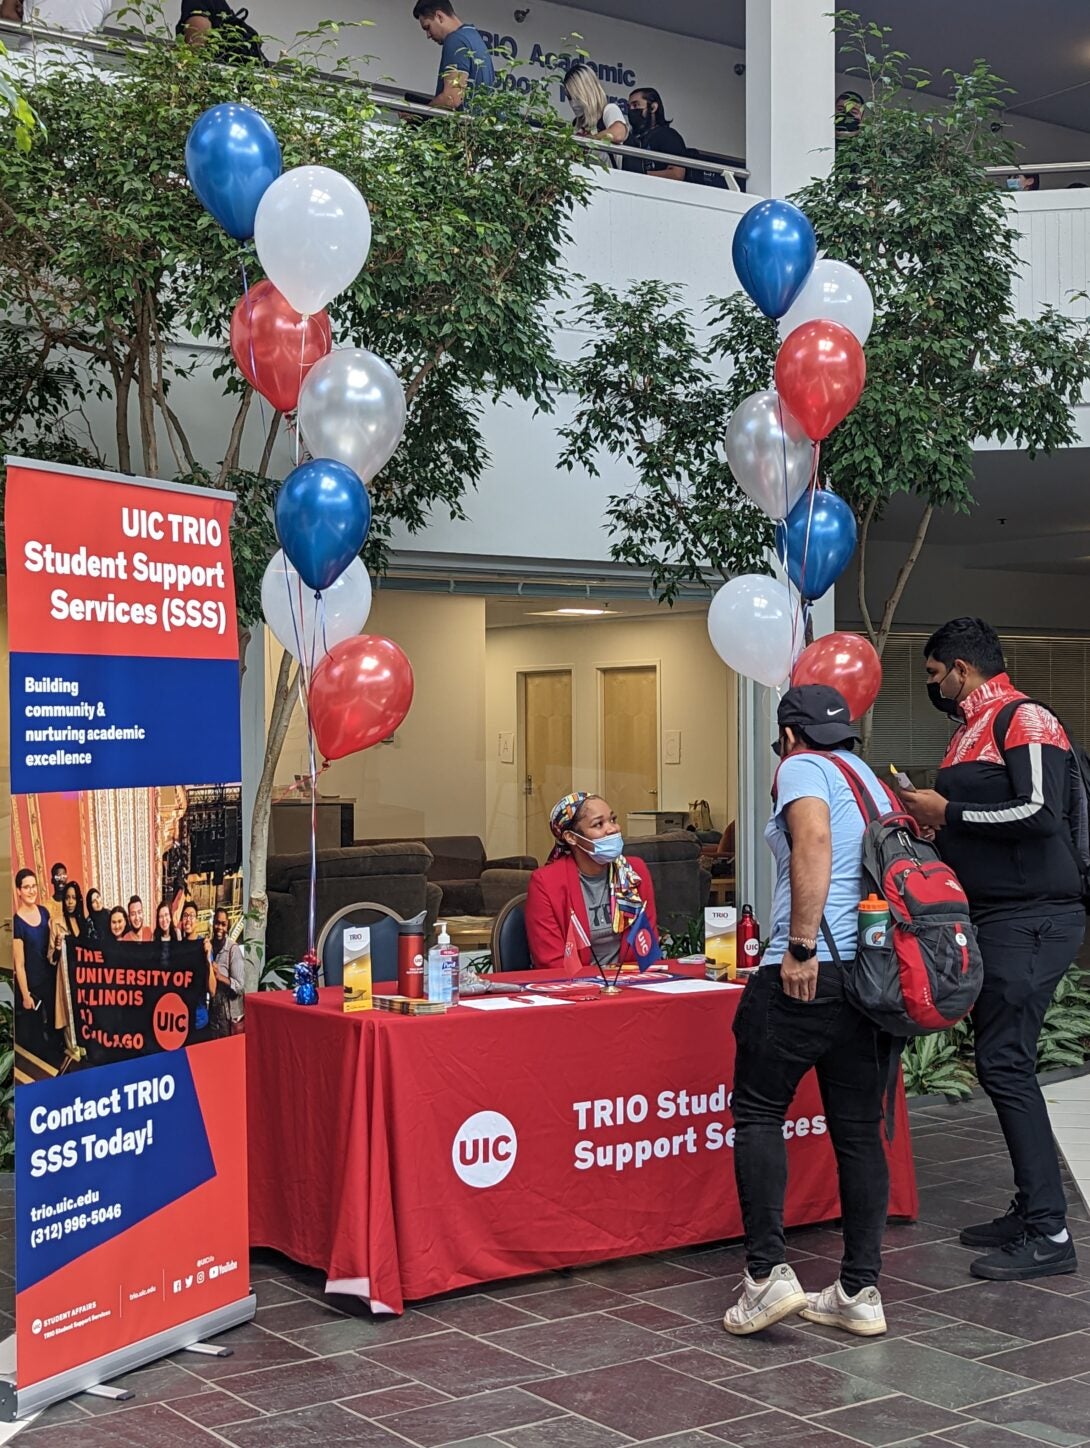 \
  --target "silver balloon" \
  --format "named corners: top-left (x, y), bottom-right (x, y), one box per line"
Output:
top-left (725, 389), bottom-right (814, 521)
top-left (297, 347), bottom-right (407, 482)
